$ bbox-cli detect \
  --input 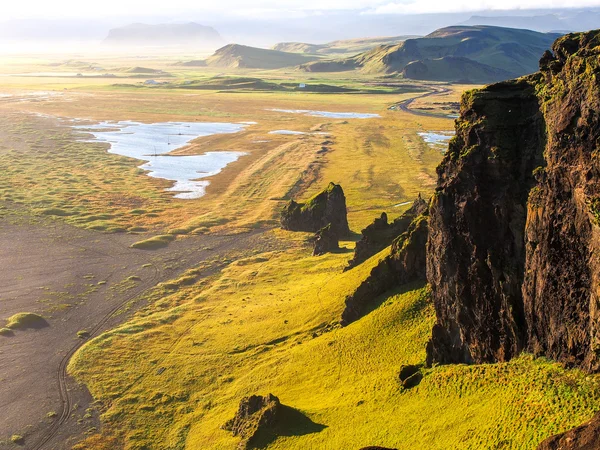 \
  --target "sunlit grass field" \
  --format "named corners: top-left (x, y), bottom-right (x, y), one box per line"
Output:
top-left (2, 56), bottom-right (597, 449)
top-left (69, 242), bottom-right (600, 450)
